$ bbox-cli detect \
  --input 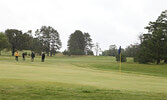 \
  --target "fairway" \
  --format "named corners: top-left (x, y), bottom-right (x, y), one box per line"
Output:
top-left (0, 56), bottom-right (167, 100)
